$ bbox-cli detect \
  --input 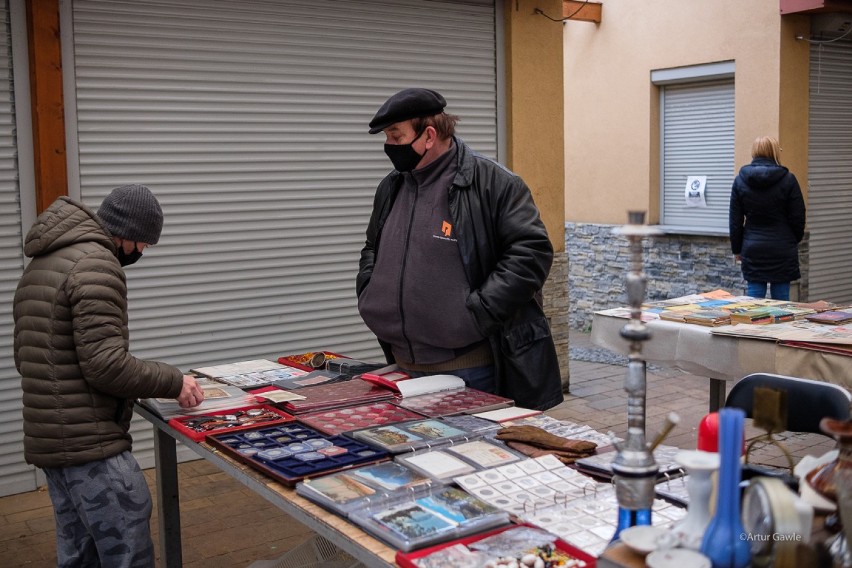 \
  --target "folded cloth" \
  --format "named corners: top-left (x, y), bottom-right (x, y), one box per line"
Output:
top-left (495, 425), bottom-right (598, 454)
